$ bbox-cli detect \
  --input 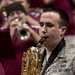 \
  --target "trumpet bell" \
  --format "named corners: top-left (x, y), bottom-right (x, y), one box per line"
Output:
top-left (17, 27), bottom-right (30, 41)
top-left (12, 18), bottom-right (30, 41)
